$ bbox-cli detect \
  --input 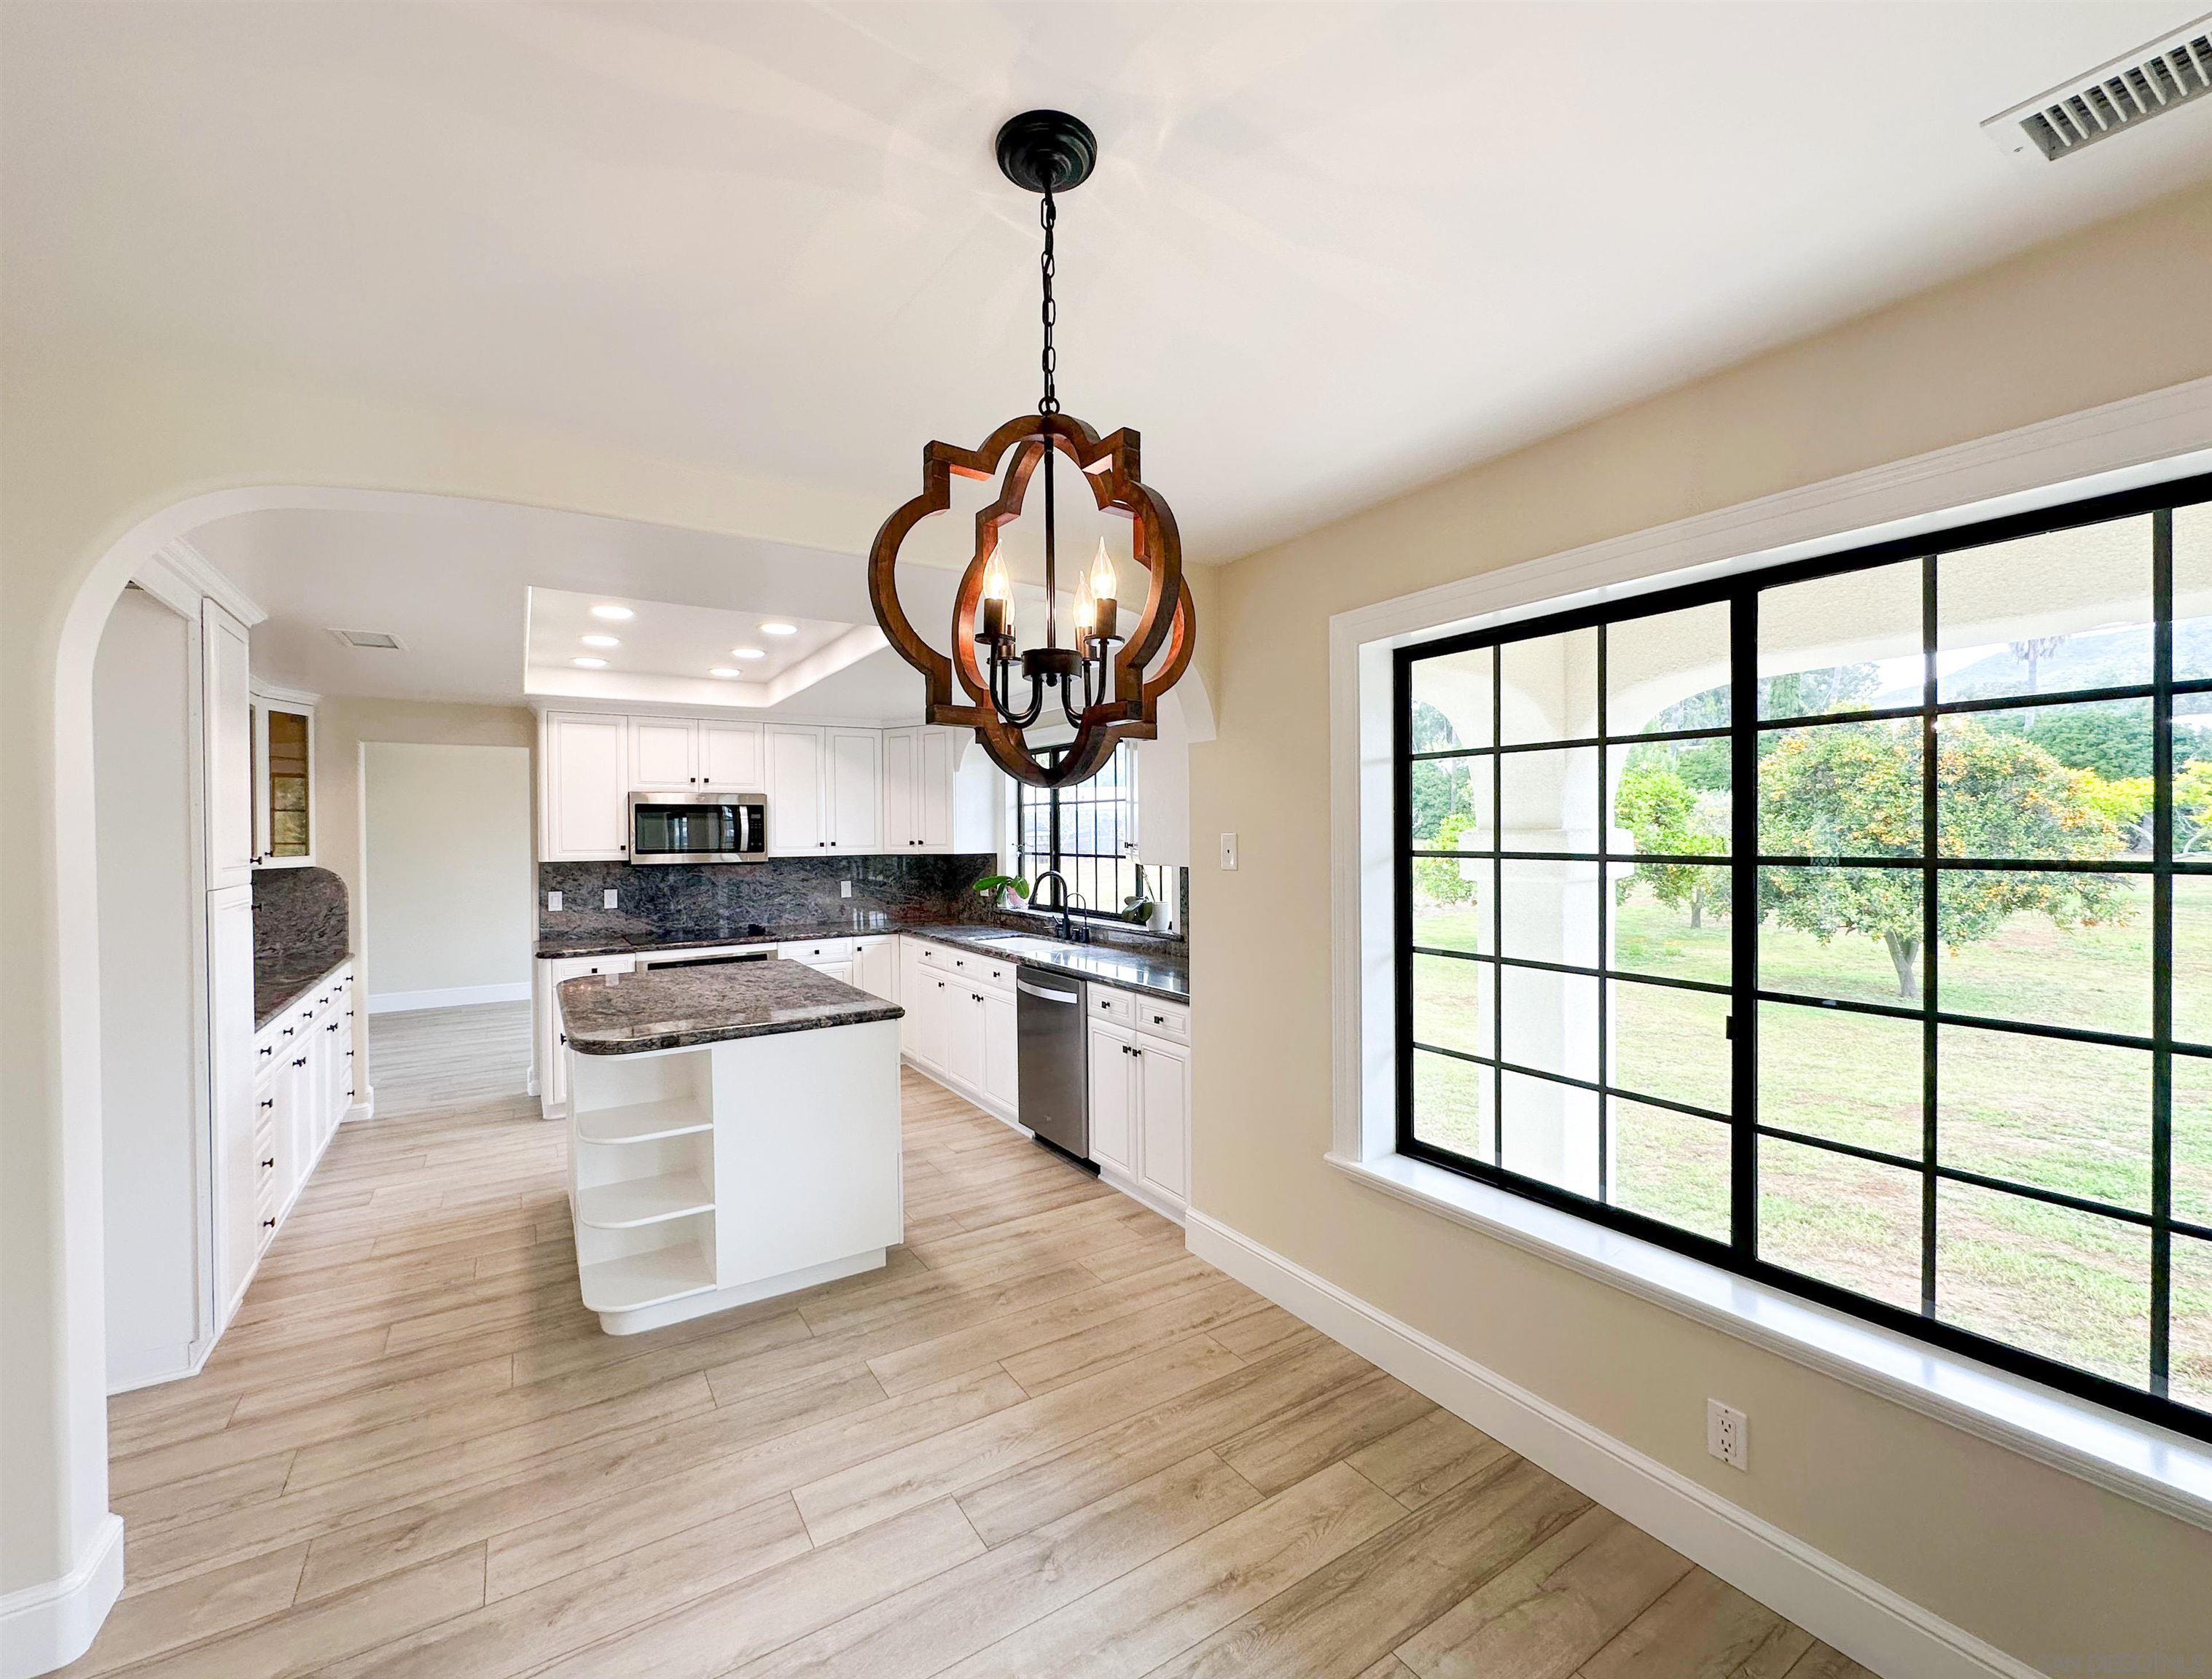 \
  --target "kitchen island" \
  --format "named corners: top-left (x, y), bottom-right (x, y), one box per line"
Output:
top-left (556, 960), bottom-right (903, 1334)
